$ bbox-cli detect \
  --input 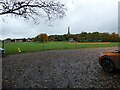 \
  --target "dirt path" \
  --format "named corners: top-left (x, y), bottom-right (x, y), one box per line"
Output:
top-left (2, 47), bottom-right (120, 88)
